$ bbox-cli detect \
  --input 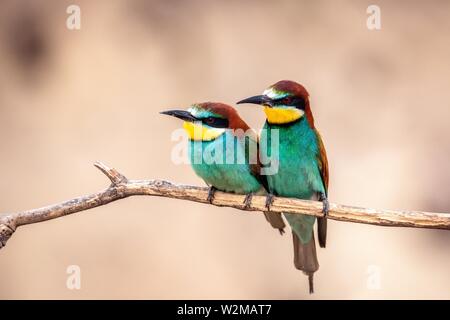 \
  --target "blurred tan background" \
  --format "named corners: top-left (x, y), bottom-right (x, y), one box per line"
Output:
top-left (0, 0), bottom-right (449, 299)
